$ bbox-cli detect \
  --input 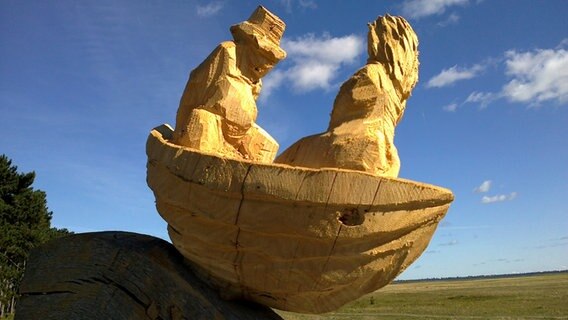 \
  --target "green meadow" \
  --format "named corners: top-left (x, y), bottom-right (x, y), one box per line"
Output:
top-left (278, 272), bottom-right (568, 319)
